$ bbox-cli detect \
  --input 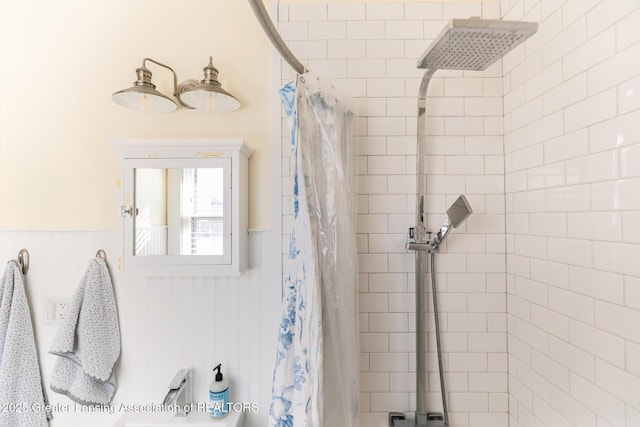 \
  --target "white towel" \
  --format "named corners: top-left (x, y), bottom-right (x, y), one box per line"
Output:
top-left (49, 257), bottom-right (120, 405)
top-left (0, 260), bottom-right (48, 427)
